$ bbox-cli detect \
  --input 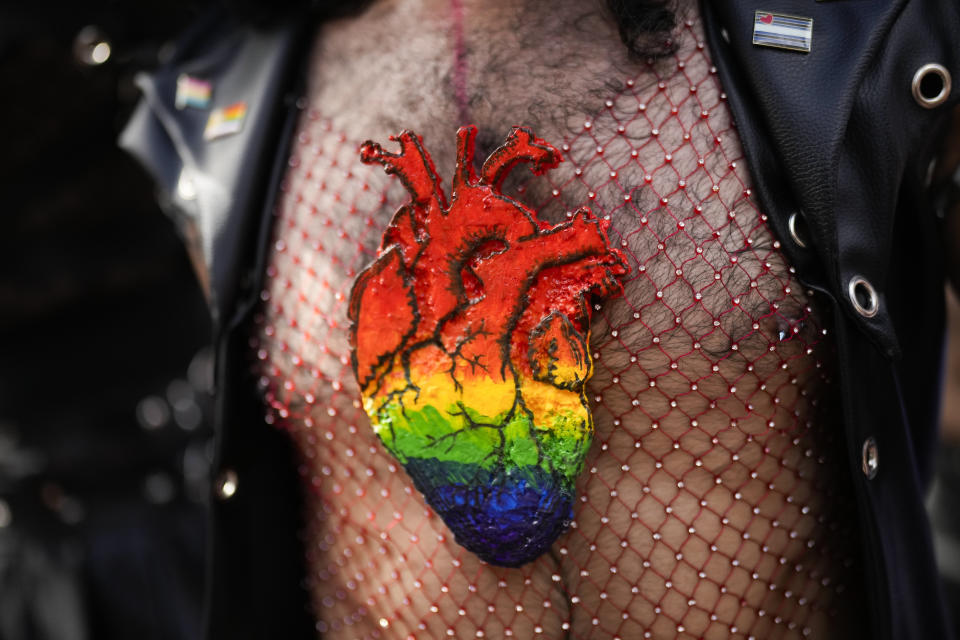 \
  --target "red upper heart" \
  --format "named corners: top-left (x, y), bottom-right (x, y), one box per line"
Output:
top-left (760, 13), bottom-right (774, 24)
